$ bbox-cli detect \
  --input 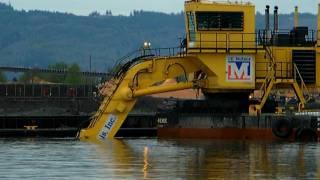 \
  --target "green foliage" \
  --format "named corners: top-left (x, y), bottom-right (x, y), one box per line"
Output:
top-left (0, 71), bottom-right (6, 82)
top-left (0, 3), bottom-right (185, 71)
top-left (64, 63), bottom-right (82, 85)
top-left (19, 72), bottom-right (32, 83)
top-left (48, 62), bottom-right (68, 70)
top-left (44, 62), bottom-right (68, 83)
top-left (18, 62), bottom-right (87, 84)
